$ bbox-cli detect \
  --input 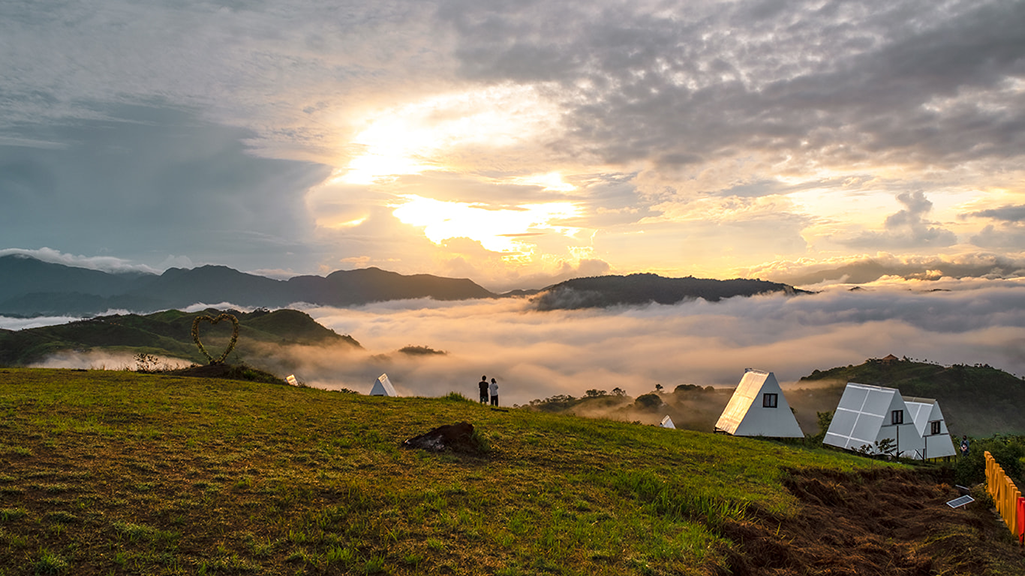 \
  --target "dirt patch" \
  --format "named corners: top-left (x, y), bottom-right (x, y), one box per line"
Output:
top-left (402, 422), bottom-right (486, 455)
top-left (711, 467), bottom-right (1025, 576)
